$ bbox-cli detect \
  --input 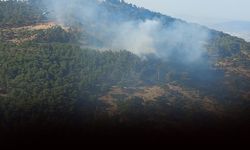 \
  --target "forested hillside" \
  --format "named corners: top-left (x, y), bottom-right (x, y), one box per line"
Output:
top-left (0, 0), bottom-right (250, 145)
top-left (0, 0), bottom-right (44, 27)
